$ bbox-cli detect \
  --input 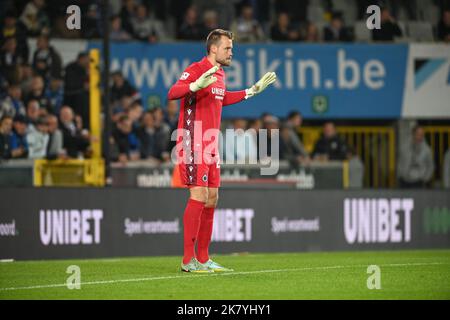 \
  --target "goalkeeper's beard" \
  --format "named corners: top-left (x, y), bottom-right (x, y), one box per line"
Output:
top-left (217, 57), bottom-right (232, 67)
